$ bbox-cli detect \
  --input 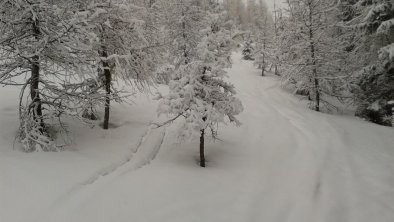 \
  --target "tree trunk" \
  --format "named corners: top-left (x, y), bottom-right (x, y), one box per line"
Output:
top-left (262, 54), bottom-right (265, 76)
top-left (182, 12), bottom-right (188, 65)
top-left (314, 75), bottom-right (320, 111)
top-left (199, 128), bottom-right (205, 167)
top-left (262, 17), bottom-right (267, 77)
top-left (30, 19), bottom-right (44, 132)
top-left (273, 2), bottom-right (280, 77)
top-left (100, 46), bottom-right (112, 130)
top-left (391, 107), bottom-right (394, 127)
top-left (30, 55), bottom-right (45, 132)
top-left (308, 1), bottom-right (320, 112)
top-left (148, 0), bottom-right (155, 8)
